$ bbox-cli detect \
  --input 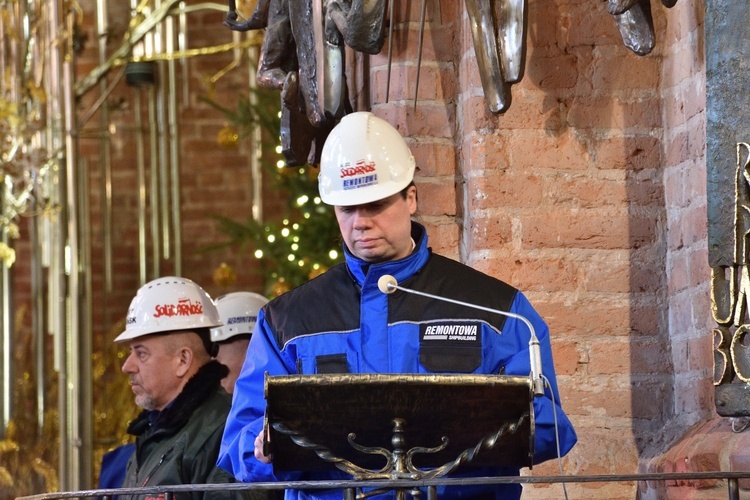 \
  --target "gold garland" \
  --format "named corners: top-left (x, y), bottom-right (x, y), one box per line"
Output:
top-left (0, 311), bottom-right (139, 497)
